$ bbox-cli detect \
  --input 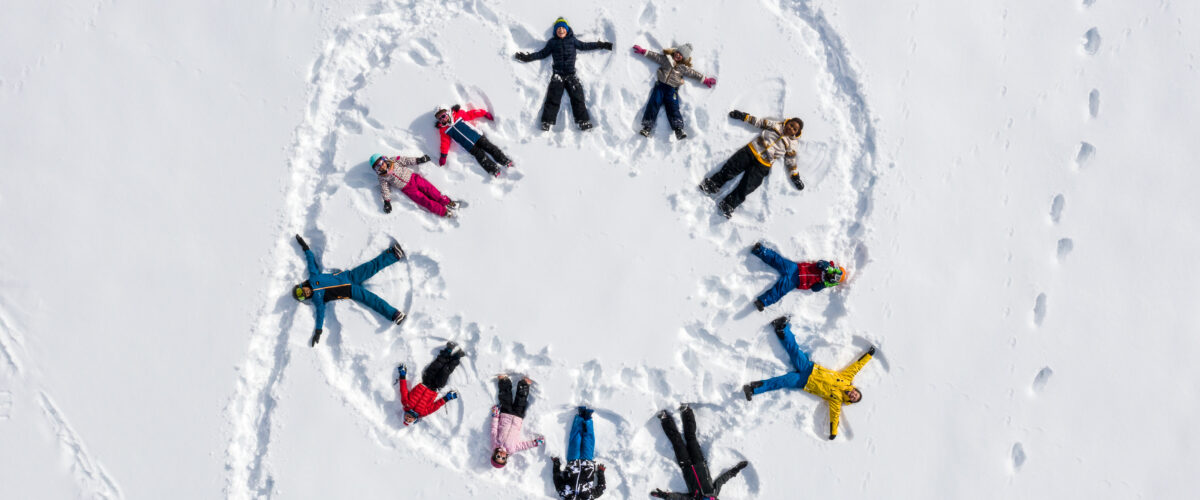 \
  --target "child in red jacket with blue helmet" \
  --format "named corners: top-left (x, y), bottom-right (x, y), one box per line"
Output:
top-left (750, 242), bottom-right (847, 311)
top-left (394, 342), bottom-right (465, 426)
top-left (435, 105), bottom-right (513, 177)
